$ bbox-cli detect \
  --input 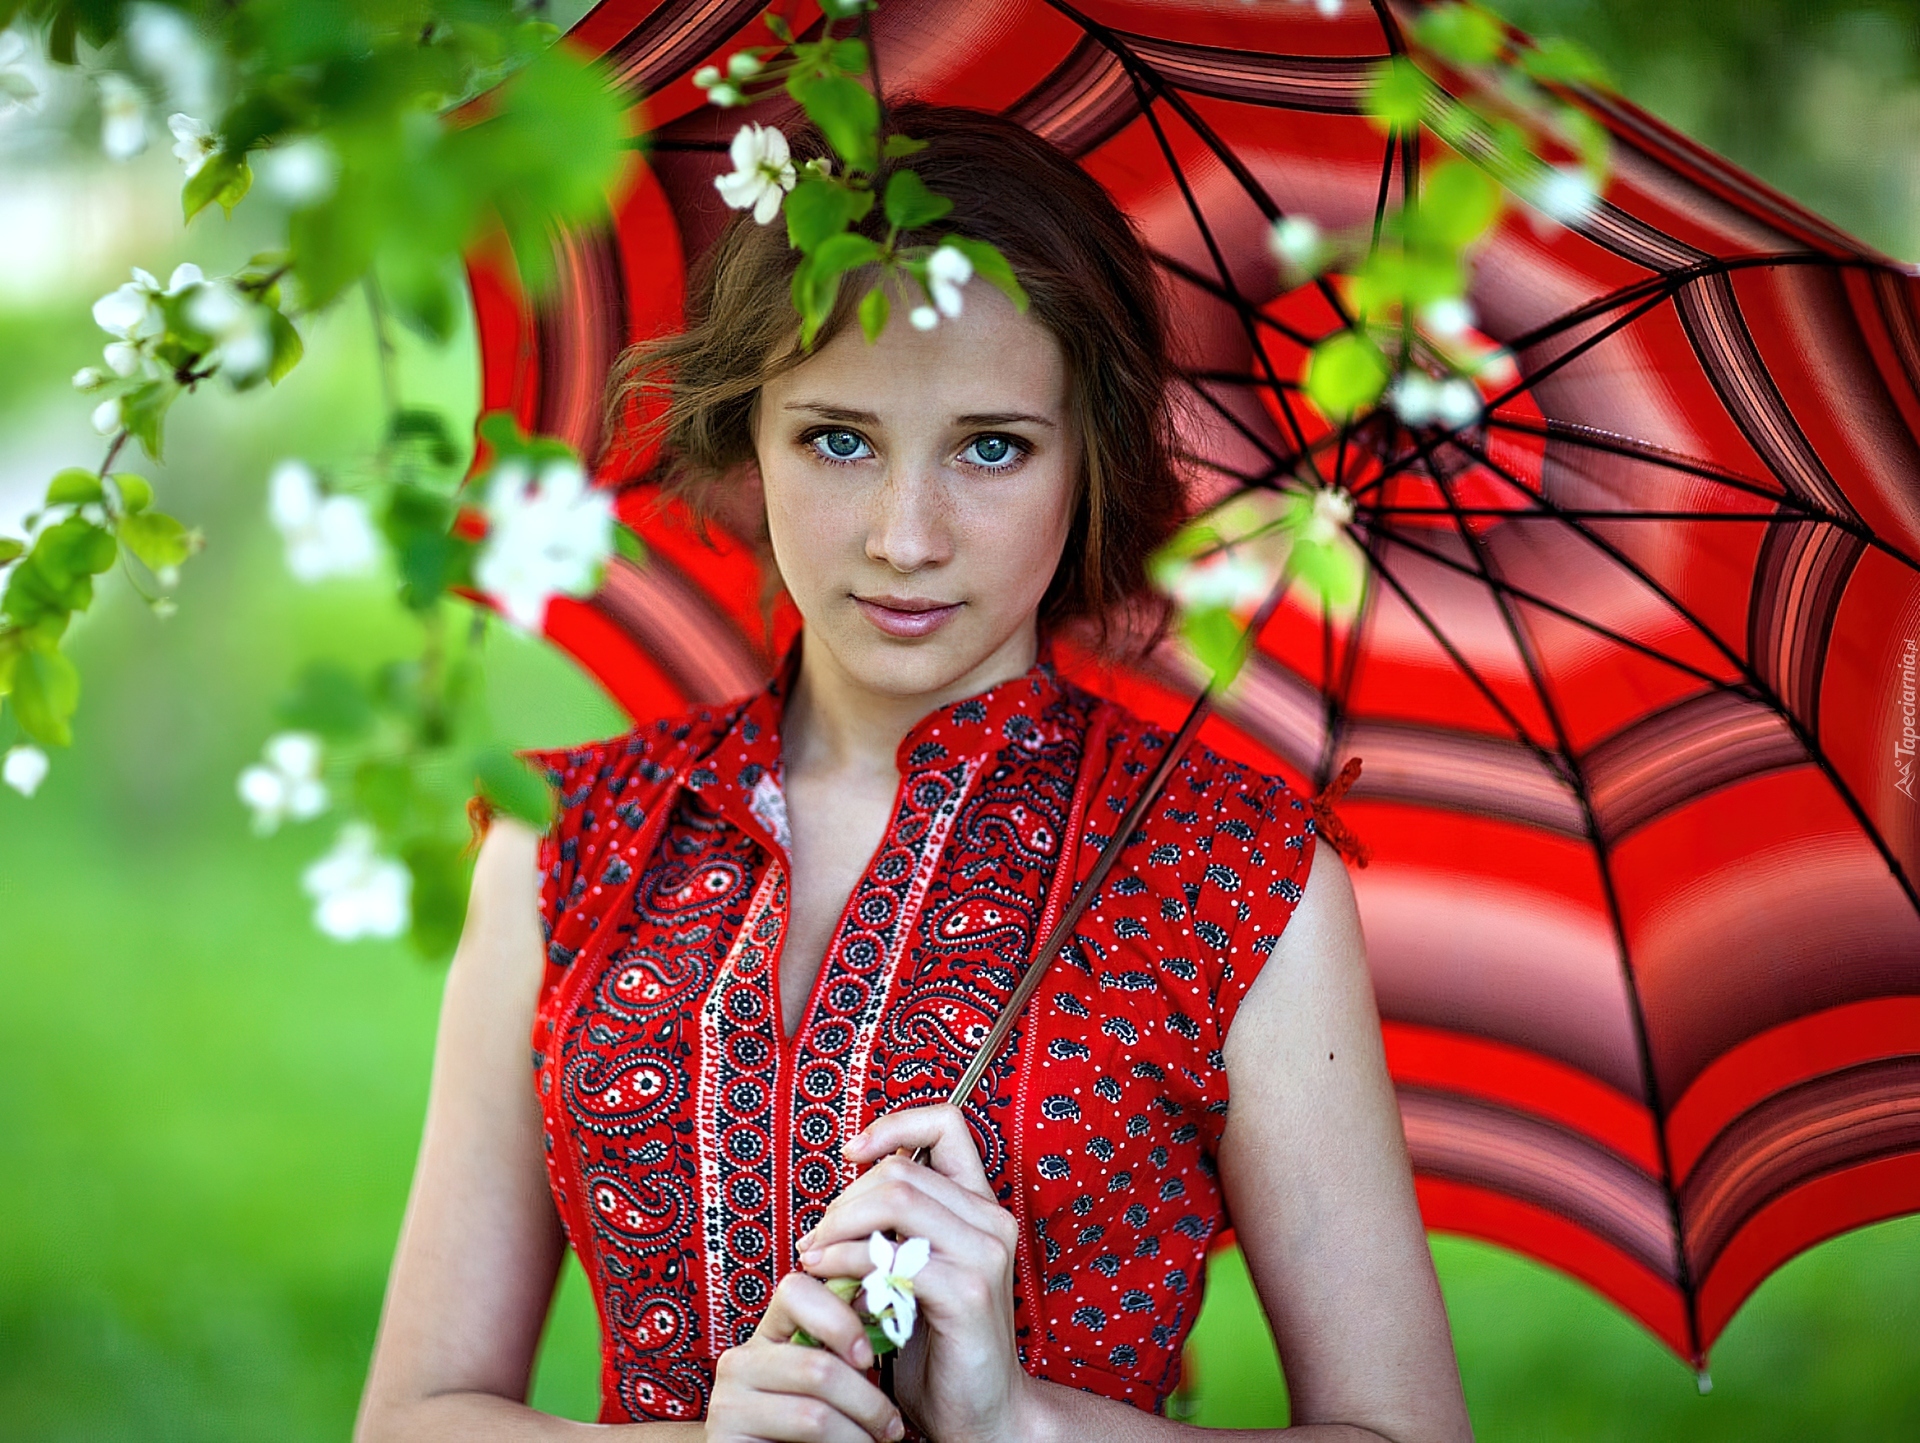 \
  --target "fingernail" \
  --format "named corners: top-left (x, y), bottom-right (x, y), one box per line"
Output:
top-left (797, 1229), bottom-right (813, 1249)
top-left (887, 1415), bottom-right (905, 1440)
top-left (855, 1337), bottom-right (873, 1368)
top-left (801, 1247), bottom-right (822, 1265)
